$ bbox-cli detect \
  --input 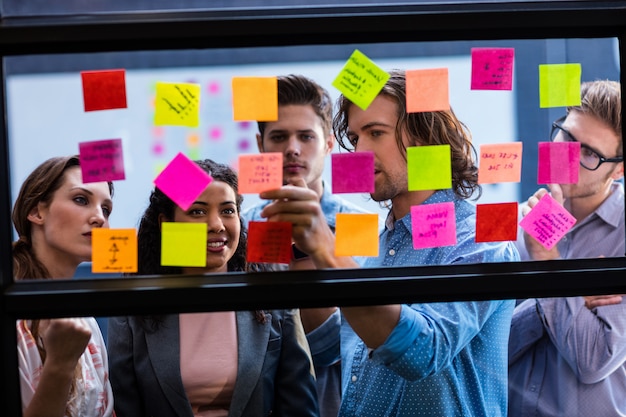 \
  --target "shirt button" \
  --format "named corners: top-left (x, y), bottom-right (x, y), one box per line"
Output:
top-left (389, 249), bottom-right (396, 256)
top-left (530, 385), bottom-right (536, 392)
top-left (351, 375), bottom-right (357, 382)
